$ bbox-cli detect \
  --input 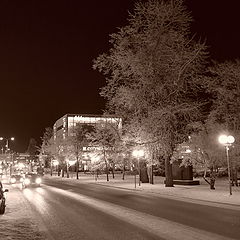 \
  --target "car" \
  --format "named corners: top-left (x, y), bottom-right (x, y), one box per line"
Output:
top-left (22, 173), bottom-right (42, 188)
top-left (9, 174), bottom-right (24, 184)
top-left (0, 181), bottom-right (8, 214)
